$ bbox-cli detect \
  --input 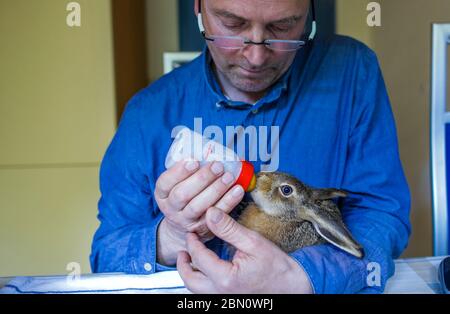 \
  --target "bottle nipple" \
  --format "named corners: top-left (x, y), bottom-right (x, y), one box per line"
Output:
top-left (247, 174), bottom-right (257, 192)
top-left (235, 161), bottom-right (256, 192)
